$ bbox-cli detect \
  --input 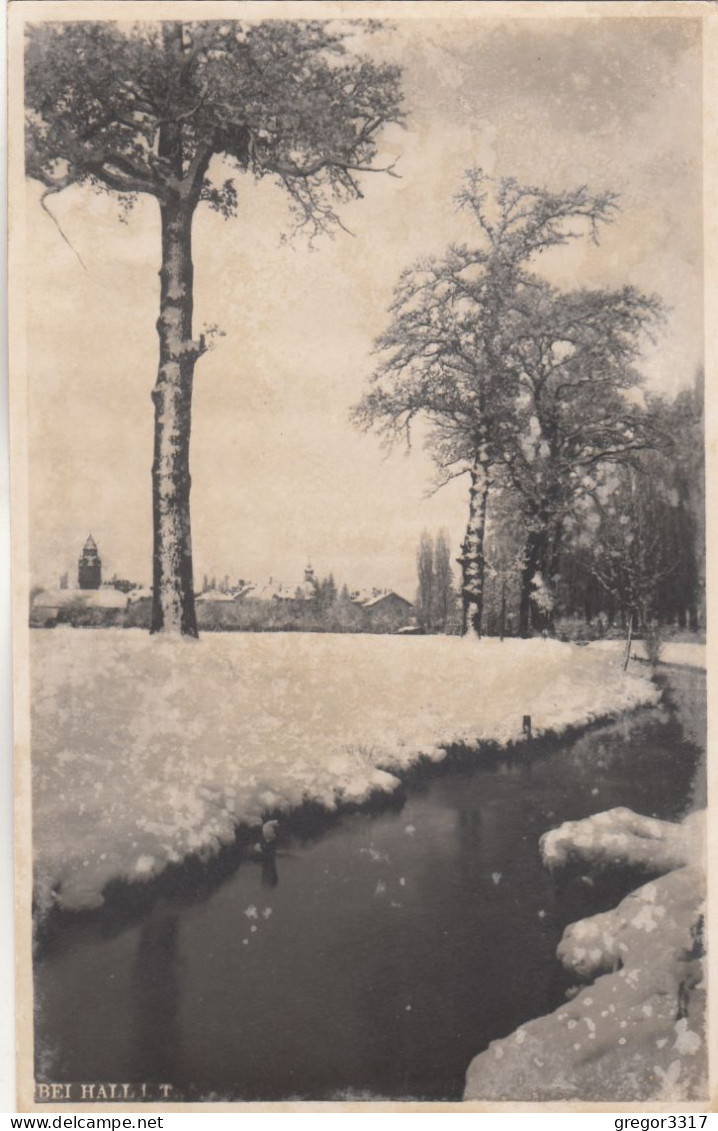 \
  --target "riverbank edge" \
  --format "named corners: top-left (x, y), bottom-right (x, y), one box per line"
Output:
top-left (462, 811), bottom-right (707, 1102)
top-left (462, 662), bottom-right (708, 1104)
top-left (32, 693), bottom-right (669, 948)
